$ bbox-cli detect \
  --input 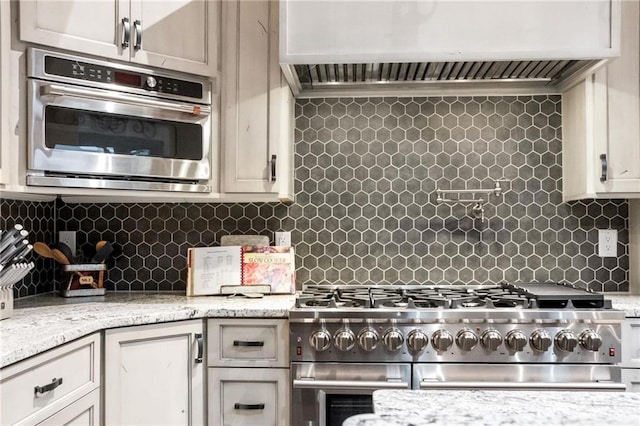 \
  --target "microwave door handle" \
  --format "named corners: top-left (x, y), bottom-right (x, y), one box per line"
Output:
top-left (293, 379), bottom-right (409, 390)
top-left (39, 83), bottom-right (211, 116)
